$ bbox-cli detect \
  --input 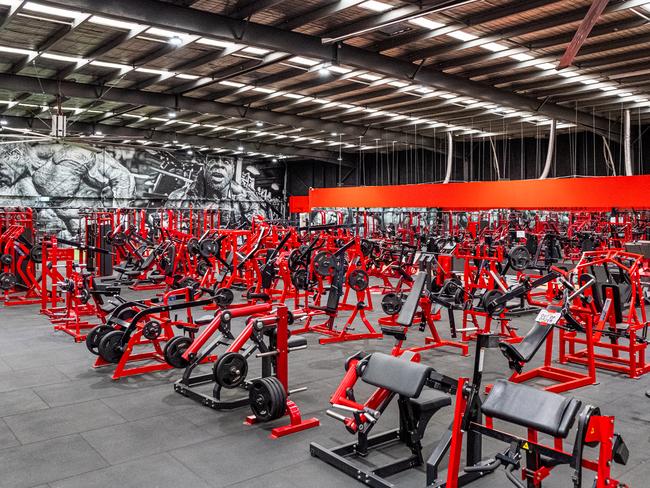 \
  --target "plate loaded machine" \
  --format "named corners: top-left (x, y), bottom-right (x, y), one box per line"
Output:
top-left (426, 333), bottom-right (629, 488)
top-left (310, 351), bottom-right (457, 488)
top-left (174, 303), bottom-right (319, 438)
